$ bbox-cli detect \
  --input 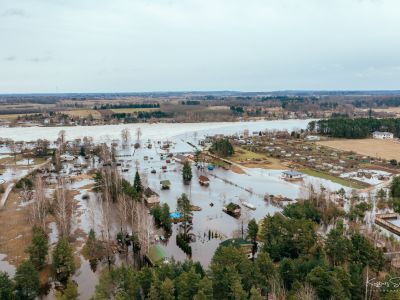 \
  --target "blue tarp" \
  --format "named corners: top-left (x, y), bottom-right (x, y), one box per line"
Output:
top-left (170, 212), bottom-right (182, 219)
top-left (207, 164), bottom-right (214, 170)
